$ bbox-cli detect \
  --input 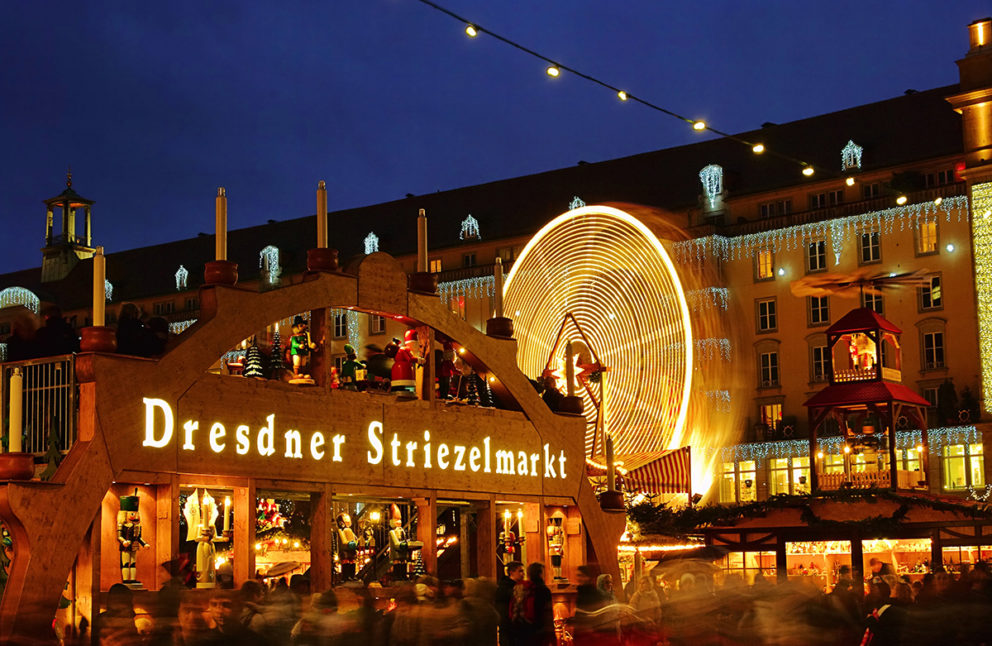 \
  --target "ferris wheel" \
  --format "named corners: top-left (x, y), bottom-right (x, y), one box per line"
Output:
top-left (503, 205), bottom-right (694, 458)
